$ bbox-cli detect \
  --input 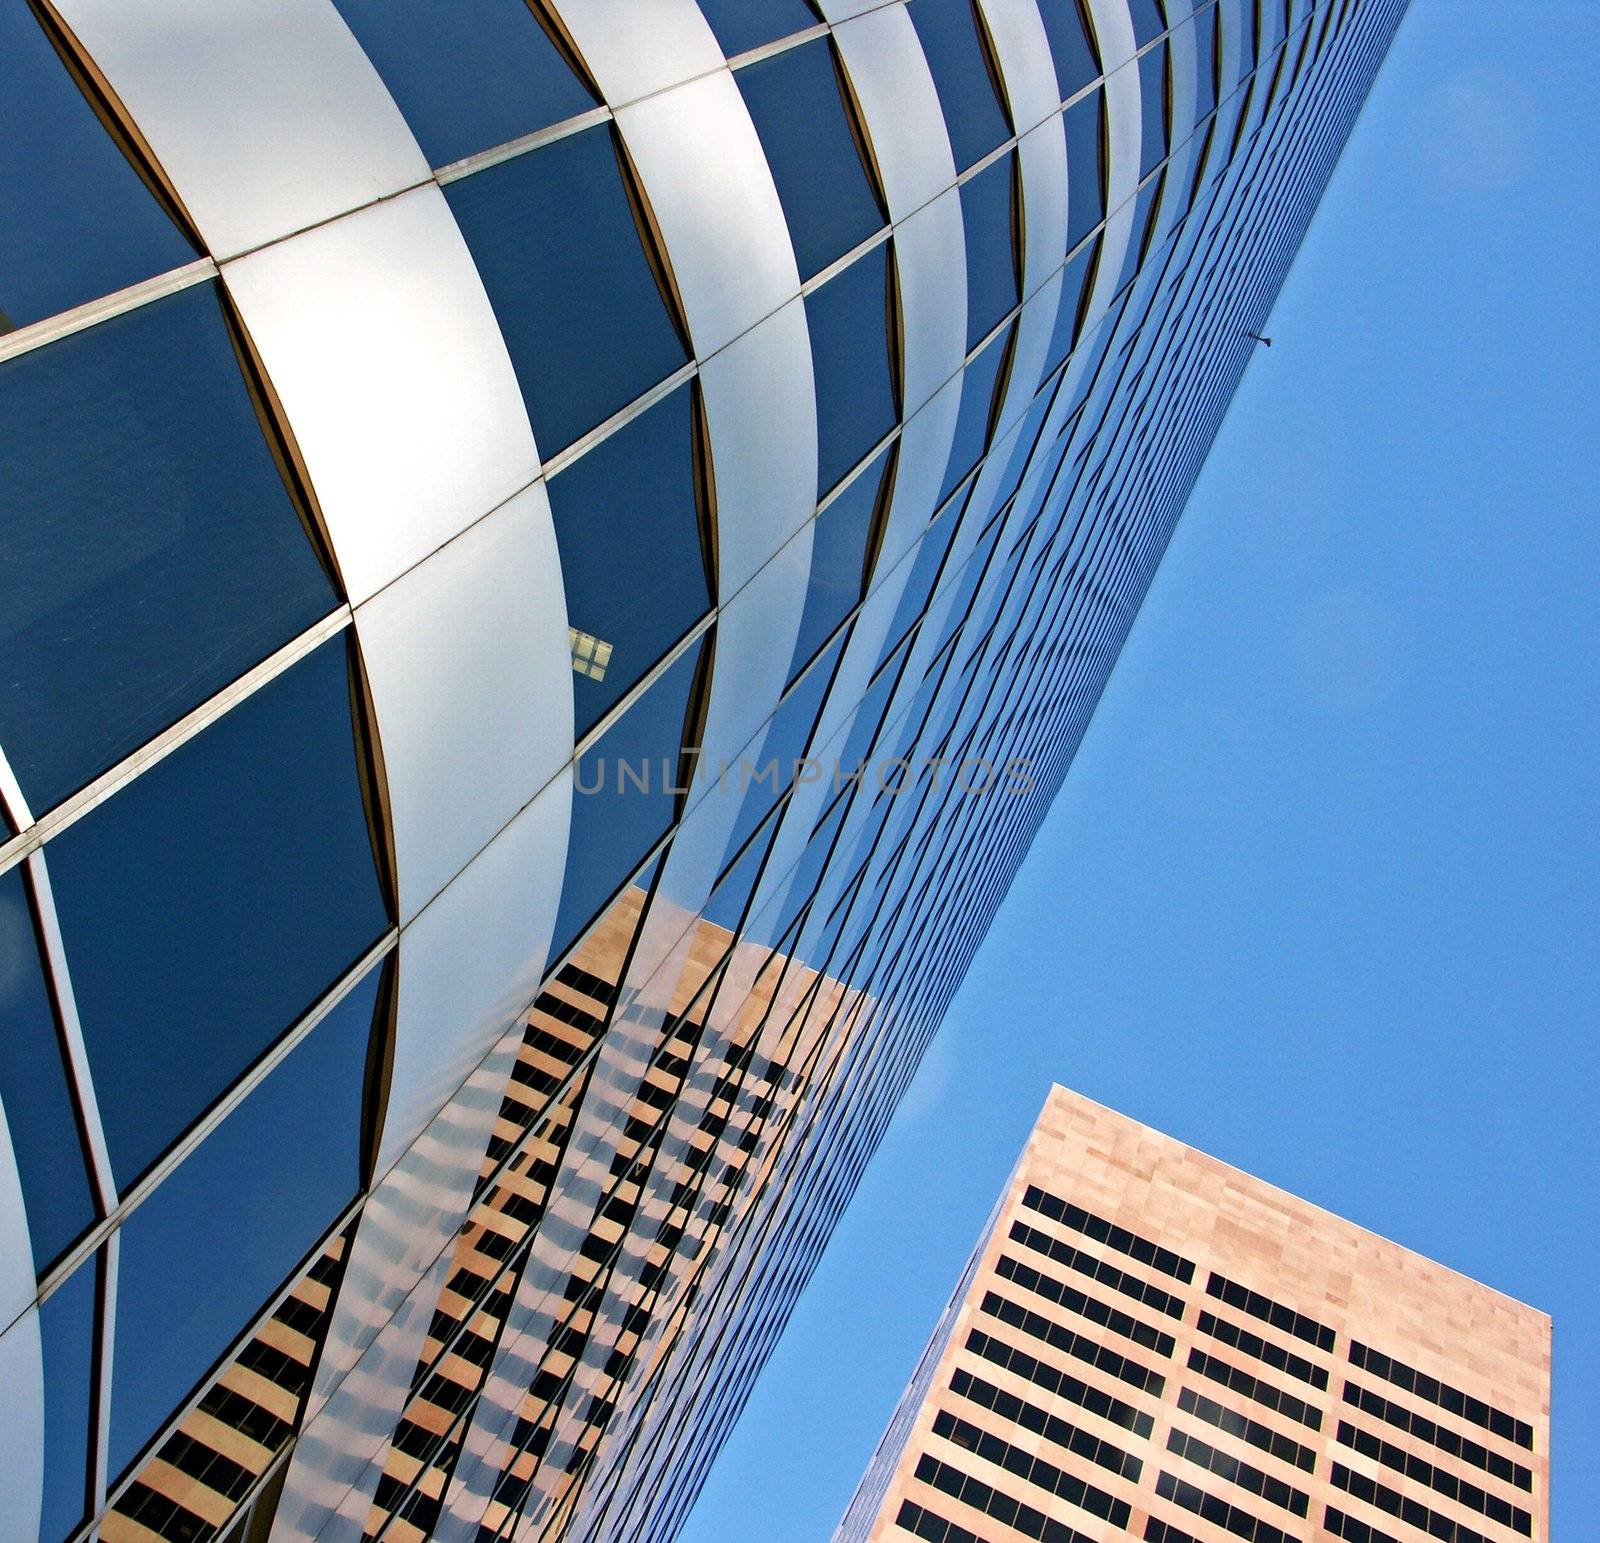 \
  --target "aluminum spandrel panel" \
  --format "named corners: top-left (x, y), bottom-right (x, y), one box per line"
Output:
top-left (892, 189), bottom-right (971, 419)
top-left (697, 298), bottom-right (819, 596)
top-left (1017, 113), bottom-right (1069, 306)
top-left (0, 1310), bottom-right (43, 1540)
top-left (616, 71), bottom-right (801, 362)
top-left (544, 0), bottom-right (724, 108)
top-left (876, 375), bottom-right (964, 579)
top-left (355, 483), bottom-right (572, 926)
top-left (377, 768), bottom-right (572, 1176)
top-left (0, 1091), bottom-right (38, 1328)
top-left (832, 6), bottom-right (959, 217)
top-left (53, 0), bottom-right (429, 259)
top-left (222, 185), bottom-right (542, 607)
top-left (976, 0), bottom-right (1063, 136)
